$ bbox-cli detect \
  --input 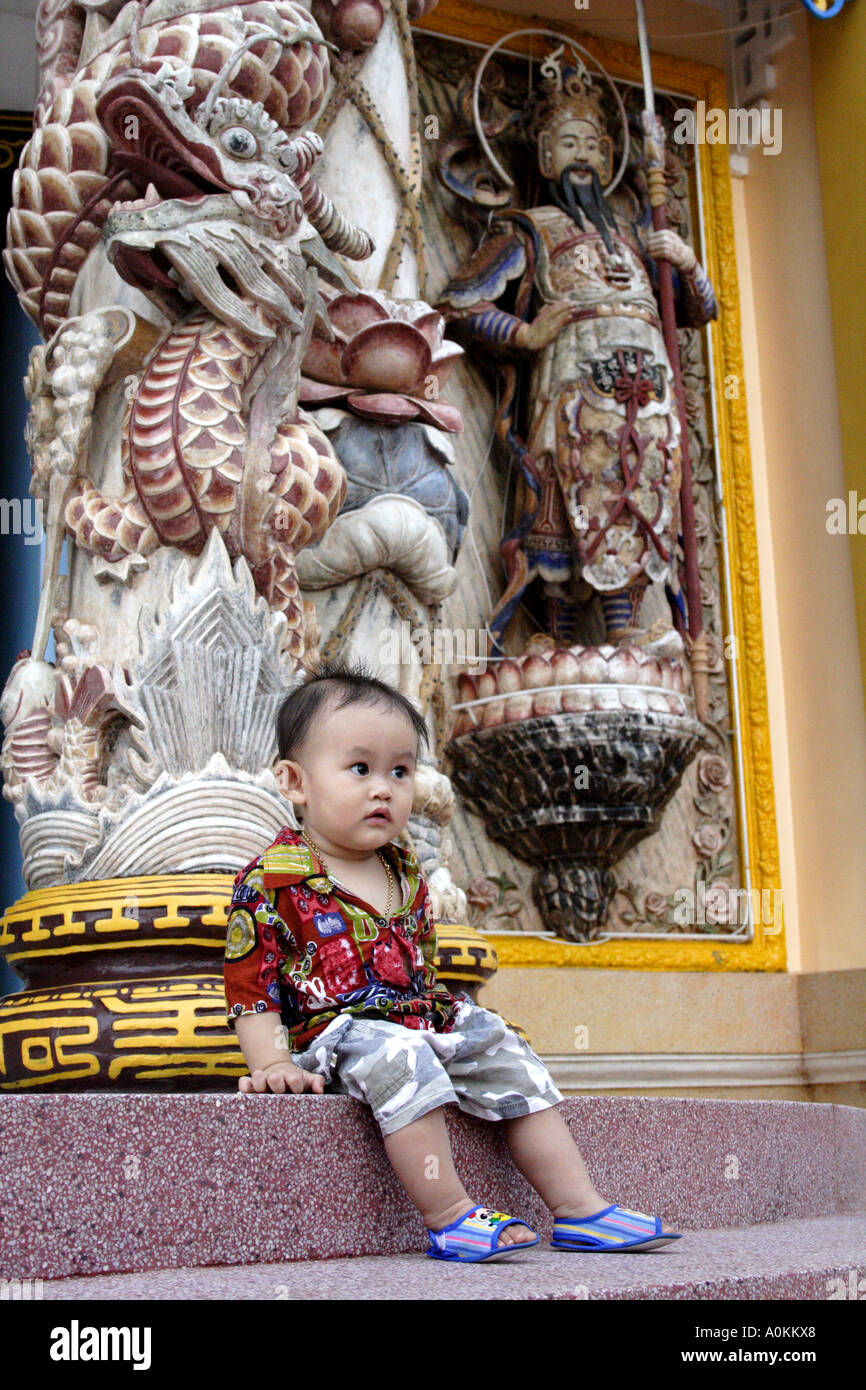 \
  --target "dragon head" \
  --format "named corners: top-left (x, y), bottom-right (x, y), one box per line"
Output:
top-left (95, 3), bottom-right (335, 335)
